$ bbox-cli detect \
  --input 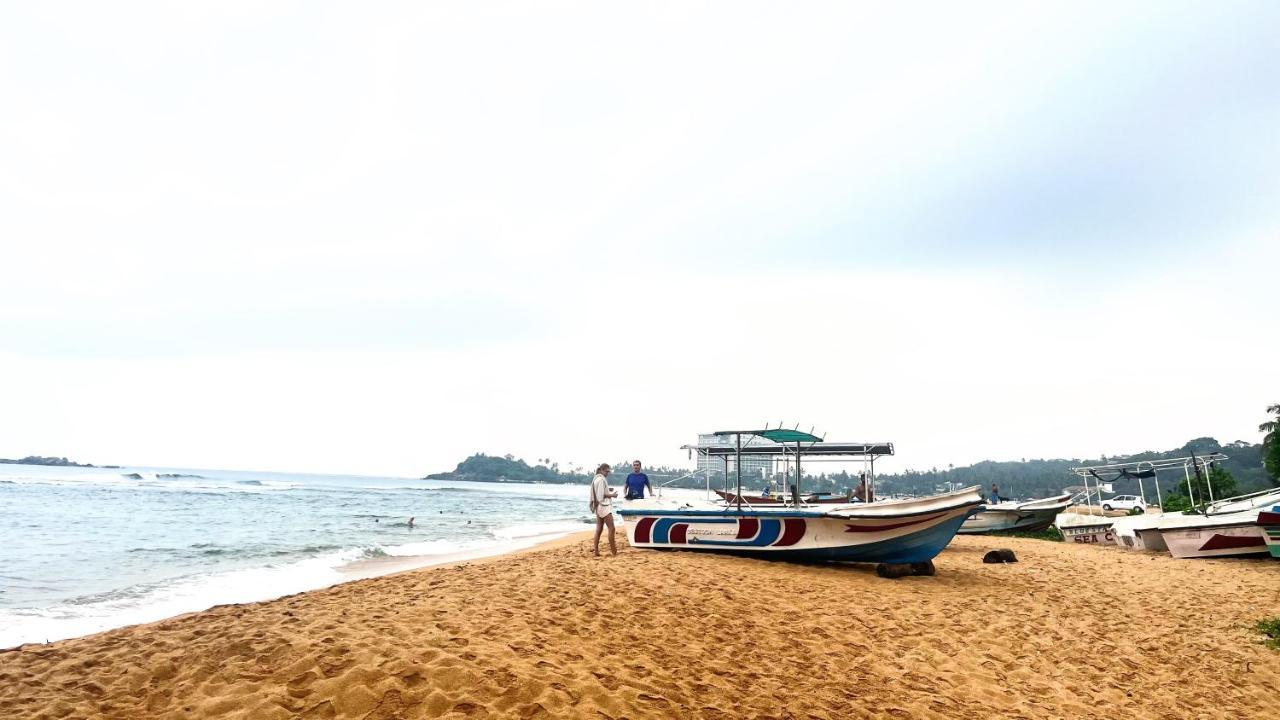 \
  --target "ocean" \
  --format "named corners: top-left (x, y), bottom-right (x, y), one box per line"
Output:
top-left (0, 463), bottom-right (650, 649)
